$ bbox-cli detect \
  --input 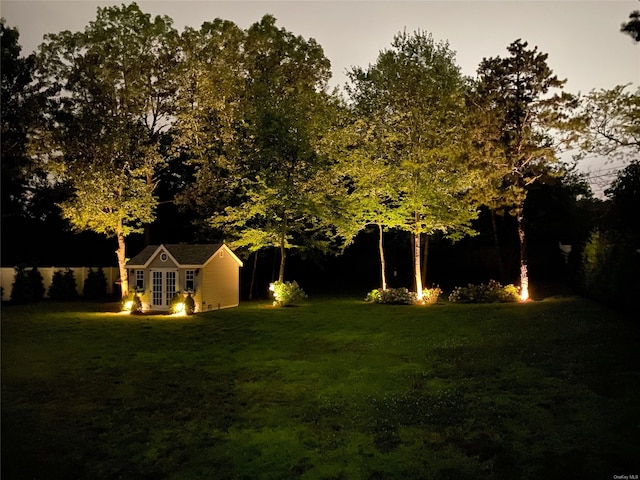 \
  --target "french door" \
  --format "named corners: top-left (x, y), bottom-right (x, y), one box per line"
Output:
top-left (151, 270), bottom-right (177, 308)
